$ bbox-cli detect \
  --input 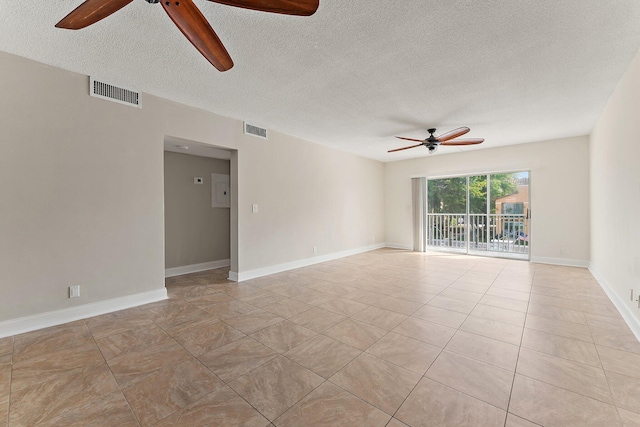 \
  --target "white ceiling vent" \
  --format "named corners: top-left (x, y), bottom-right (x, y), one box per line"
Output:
top-left (244, 122), bottom-right (268, 139)
top-left (90, 77), bottom-right (141, 108)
